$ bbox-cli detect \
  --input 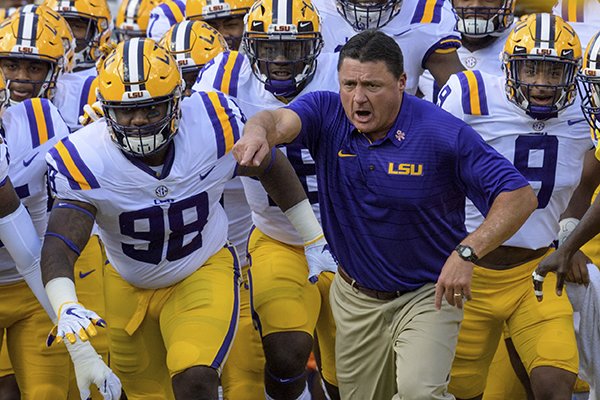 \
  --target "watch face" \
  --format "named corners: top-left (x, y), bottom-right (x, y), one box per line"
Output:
top-left (462, 247), bottom-right (472, 257)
